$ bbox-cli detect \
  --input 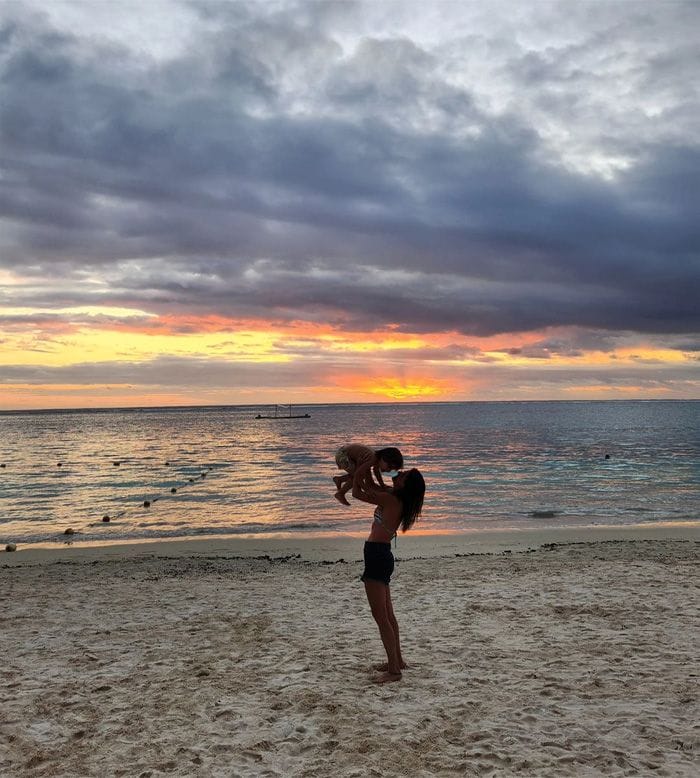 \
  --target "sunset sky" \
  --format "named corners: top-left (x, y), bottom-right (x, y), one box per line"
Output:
top-left (1, 0), bottom-right (698, 409)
